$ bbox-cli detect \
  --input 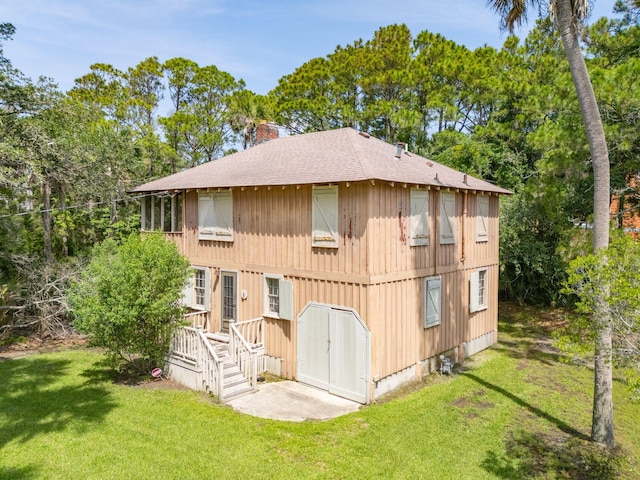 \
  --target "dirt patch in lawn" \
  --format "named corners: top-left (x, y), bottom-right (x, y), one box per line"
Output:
top-left (451, 389), bottom-right (495, 416)
top-left (133, 377), bottom-right (192, 391)
top-left (0, 334), bottom-right (89, 360)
